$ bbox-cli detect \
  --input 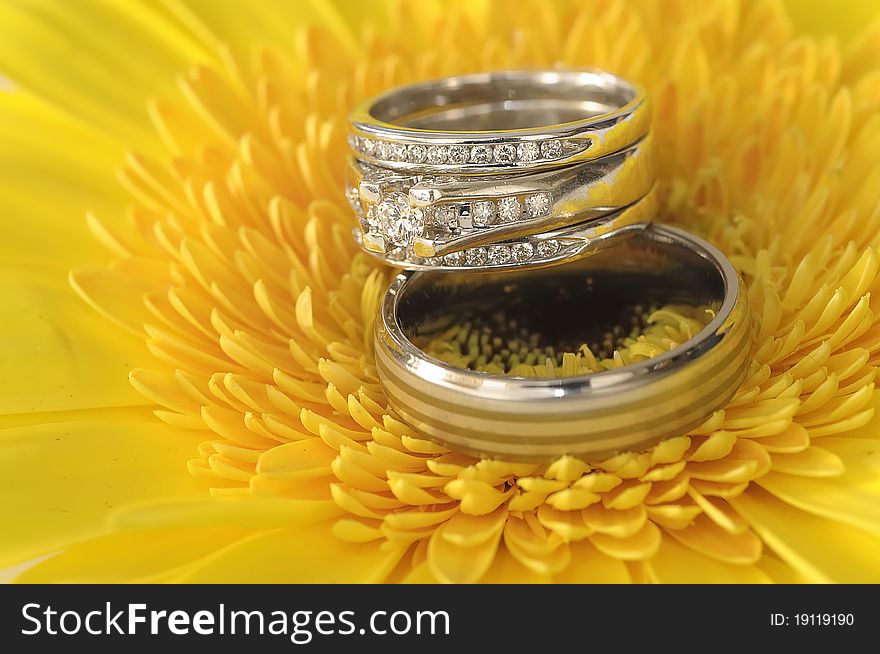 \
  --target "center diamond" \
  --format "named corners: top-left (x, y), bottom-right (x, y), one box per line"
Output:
top-left (377, 192), bottom-right (424, 247)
